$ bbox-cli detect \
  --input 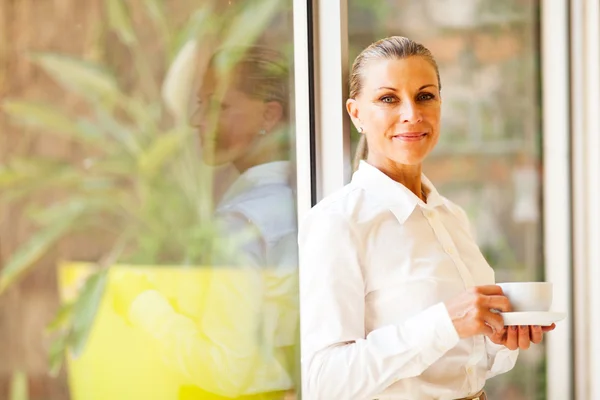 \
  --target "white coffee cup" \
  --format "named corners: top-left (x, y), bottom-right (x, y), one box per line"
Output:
top-left (497, 282), bottom-right (553, 312)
